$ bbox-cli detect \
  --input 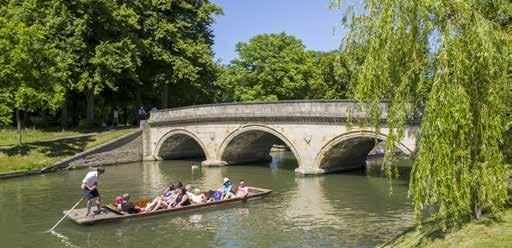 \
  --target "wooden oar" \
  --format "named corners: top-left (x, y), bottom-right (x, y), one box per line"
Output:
top-left (48, 196), bottom-right (84, 232)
